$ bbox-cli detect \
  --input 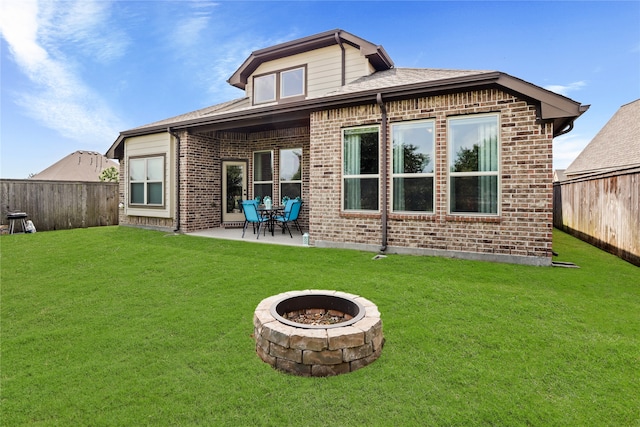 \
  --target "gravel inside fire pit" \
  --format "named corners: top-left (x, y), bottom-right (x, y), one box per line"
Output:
top-left (284, 309), bottom-right (352, 326)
